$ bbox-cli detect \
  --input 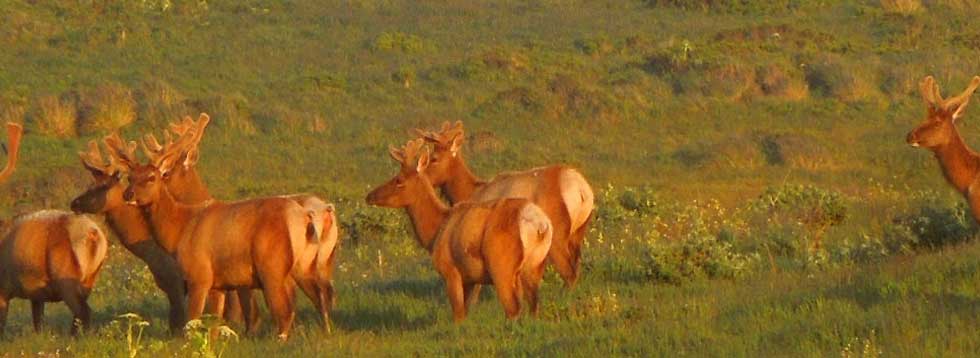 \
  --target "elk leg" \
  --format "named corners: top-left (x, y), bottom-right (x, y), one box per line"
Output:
top-left (58, 283), bottom-right (91, 335)
top-left (30, 300), bottom-right (44, 332)
top-left (262, 279), bottom-right (296, 341)
top-left (463, 283), bottom-right (481, 310)
top-left (186, 278), bottom-right (213, 322)
top-left (222, 290), bottom-right (244, 324)
top-left (205, 290), bottom-right (226, 318)
top-left (488, 257), bottom-right (522, 320)
top-left (520, 271), bottom-right (542, 318)
top-left (566, 217), bottom-right (591, 288)
top-left (297, 278), bottom-right (329, 331)
top-left (0, 295), bottom-right (8, 336)
top-left (442, 268), bottom-right (467, 322)
top-left (548, 240), bottom-right (577, 290)
top-left (318, 282), bottom-right (333, 333)
top-left (131, 241), bottom-right (186, 333)
top-left (236, 288), bottom-right (260, 336)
